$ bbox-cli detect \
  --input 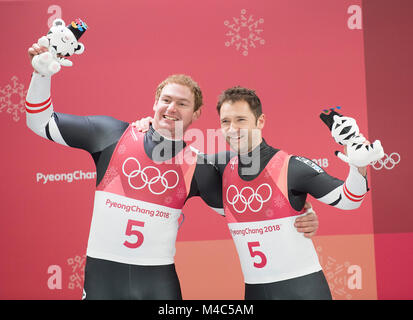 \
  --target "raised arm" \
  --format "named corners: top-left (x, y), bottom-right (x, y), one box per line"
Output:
top-left (26, 43), bottom-right (128, 154)
top-left (288, 156), bottom-right (368, 210)
top-left (293, 109), bottom-right (385, 210)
